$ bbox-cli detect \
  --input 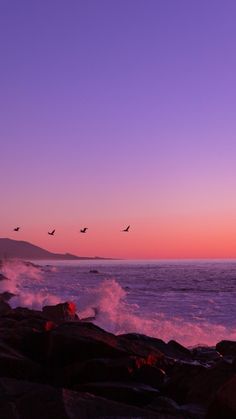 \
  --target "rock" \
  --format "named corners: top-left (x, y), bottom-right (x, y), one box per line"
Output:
top-left (187, 360), bottom-right (235, 405)
top-left (167, 340), bottom-right (192, 361)
top-left (192, 347), bottom-right (222, 364)
top-left (89, 270), bottom-right (99, 274)
top-left (56, 356), bottom-right (165, 389)
top-left (216, 340), bottom-right (236, 358)
top-left (147, 398), bottom-right (205, 418)
top-left (57, 356), bottom-right (141, 387)
top-left (0, 377), bottom-right (165, 418)
top-left (42, 302), bottom-right (79, 323)
top-left (0, 300), bottom-right (11, 315)
top-left (164, 362), bottom-right (206, 403)
top-left (23, 322), bottom-right (129, 365)
top-left (74, 381), bottom-right (160, 407)
top-left (119, 333), bottom-right (192, 361)
top-left (132, 364), bottom-right (166, 388)
top-left (0, 341), bottom-right (43, 381)
top-left (206, 374), bottom-right (236, 419)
